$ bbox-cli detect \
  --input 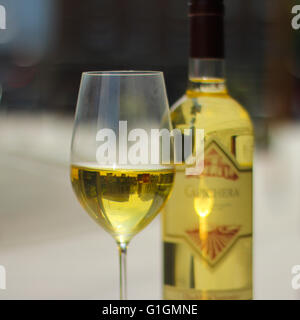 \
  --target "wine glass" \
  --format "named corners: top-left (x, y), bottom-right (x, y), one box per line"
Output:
top-left (70, 71), bottom-right (175, 299)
